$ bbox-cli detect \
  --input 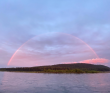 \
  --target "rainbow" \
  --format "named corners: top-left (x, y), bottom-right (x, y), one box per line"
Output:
top-left (8, 32), bottom-right (99, 65)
